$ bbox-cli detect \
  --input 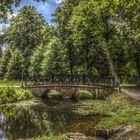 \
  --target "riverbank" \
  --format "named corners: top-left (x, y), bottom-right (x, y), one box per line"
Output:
top-left (73, 92), bottom-right (140, 139)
